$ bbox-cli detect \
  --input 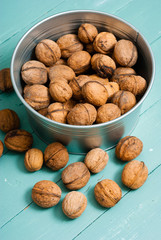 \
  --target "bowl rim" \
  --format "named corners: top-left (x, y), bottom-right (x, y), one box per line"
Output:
top-left (11, 10), bottom-right (155, 130)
